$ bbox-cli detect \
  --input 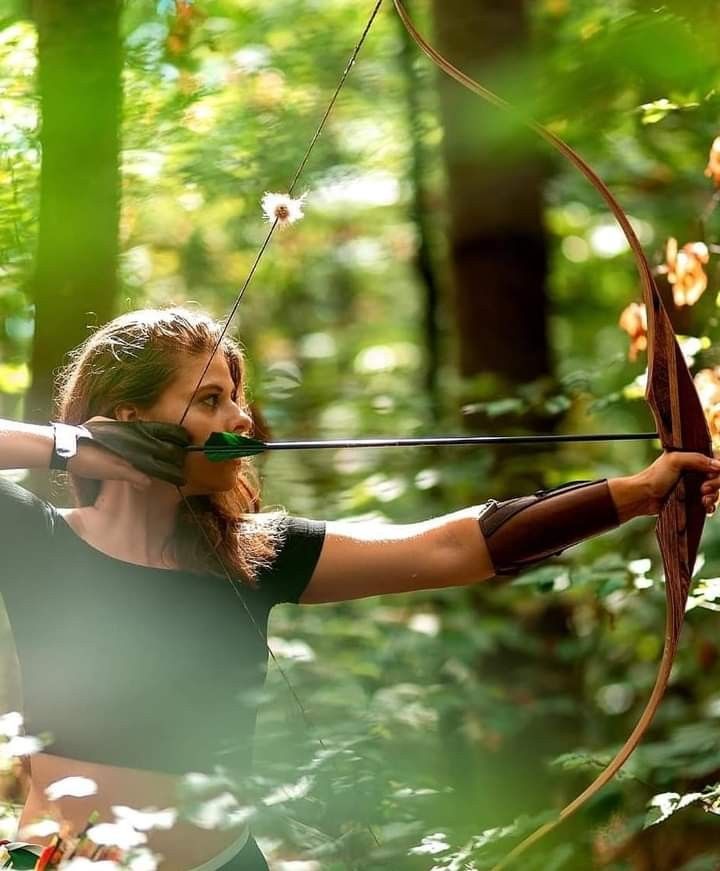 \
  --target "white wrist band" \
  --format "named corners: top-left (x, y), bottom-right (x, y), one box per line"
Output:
top-left (49, 422), bottom-right (90, 471)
